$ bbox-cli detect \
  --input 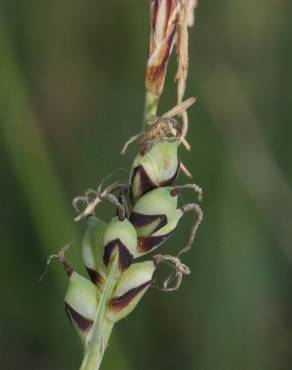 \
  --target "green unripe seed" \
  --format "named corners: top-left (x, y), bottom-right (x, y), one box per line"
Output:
top-left (103, 217), bottom-right (138, 272)
top-left (65, 272), bottom-right (99, 345)
top-left (82, 217), bottom-right (108, 287)
top-left (136, 208), bottom-right (184, 256)
top-left (129, 187), bottom-right (185, 255)
top-left (107, 261), bottom-right (155, 322)
top-left (130, 187), bottom-right (178, 237)
top-left (131, 141), bottom-right (179, 201)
